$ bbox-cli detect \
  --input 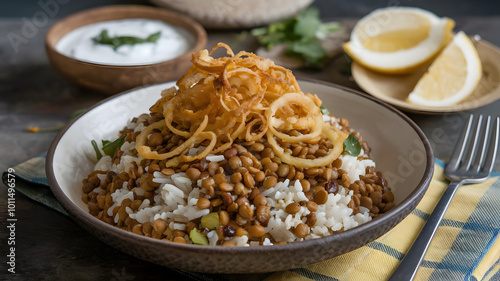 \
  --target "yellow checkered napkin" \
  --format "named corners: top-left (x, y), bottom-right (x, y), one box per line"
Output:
top-left (265, 160), bottom-right (500, 281)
